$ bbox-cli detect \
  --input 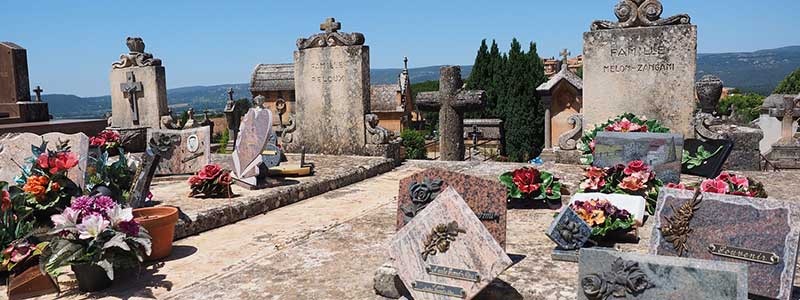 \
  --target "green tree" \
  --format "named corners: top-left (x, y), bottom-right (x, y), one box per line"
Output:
top-left (502, 40), bottom-right (547, 162)
top-left (718, 93), bottom-right (765, 123)
top-left (466, 40), bottom-right (490, 119)
top-left (400, 129), bottom-right (427, 159)
top-left (774, 67), bottom-right (800, 94)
